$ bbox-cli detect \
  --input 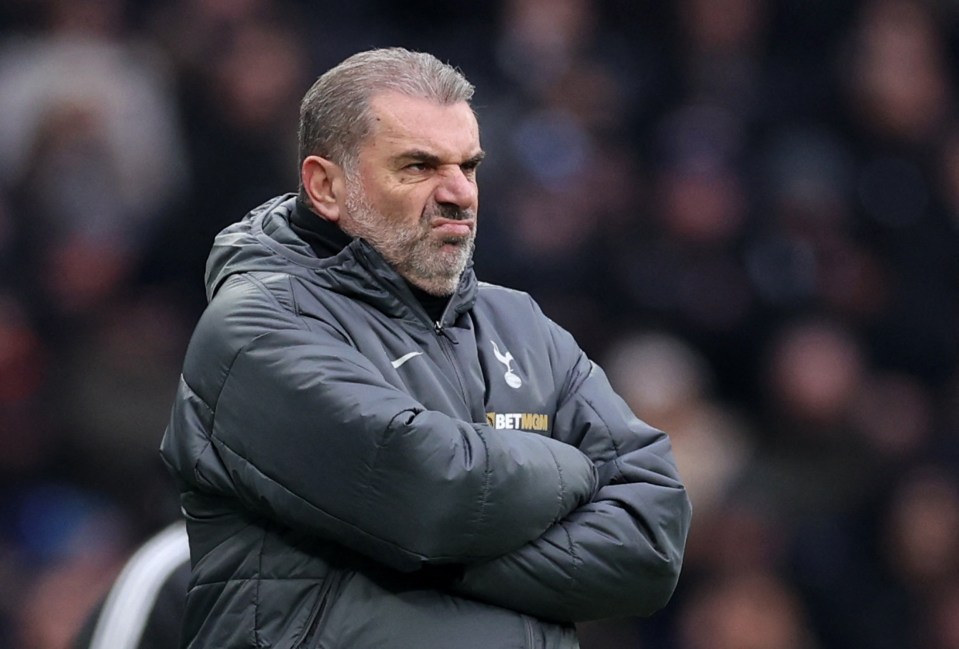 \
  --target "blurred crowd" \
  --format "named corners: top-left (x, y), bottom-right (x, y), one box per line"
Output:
top-left (0, 0), bottom-right (957, 647)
